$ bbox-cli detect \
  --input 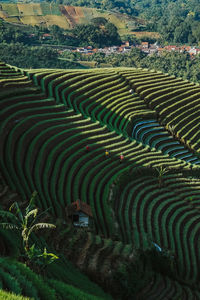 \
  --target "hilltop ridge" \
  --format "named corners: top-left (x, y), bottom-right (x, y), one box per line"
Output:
top-left (0, 3), bottom-right (138, 35)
